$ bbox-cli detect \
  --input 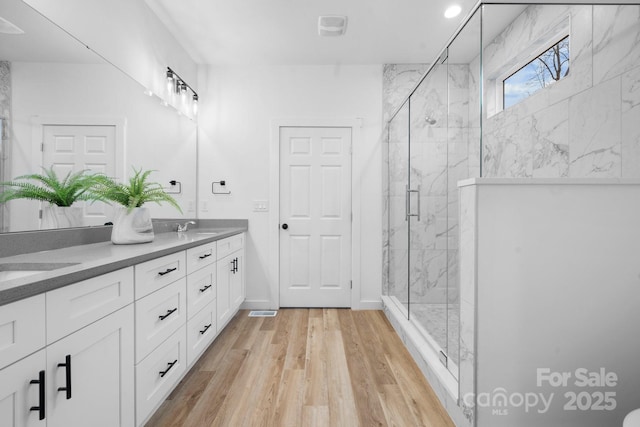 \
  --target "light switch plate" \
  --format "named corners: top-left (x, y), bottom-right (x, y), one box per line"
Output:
top-left (253, 200), bottom-right (269, 212)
